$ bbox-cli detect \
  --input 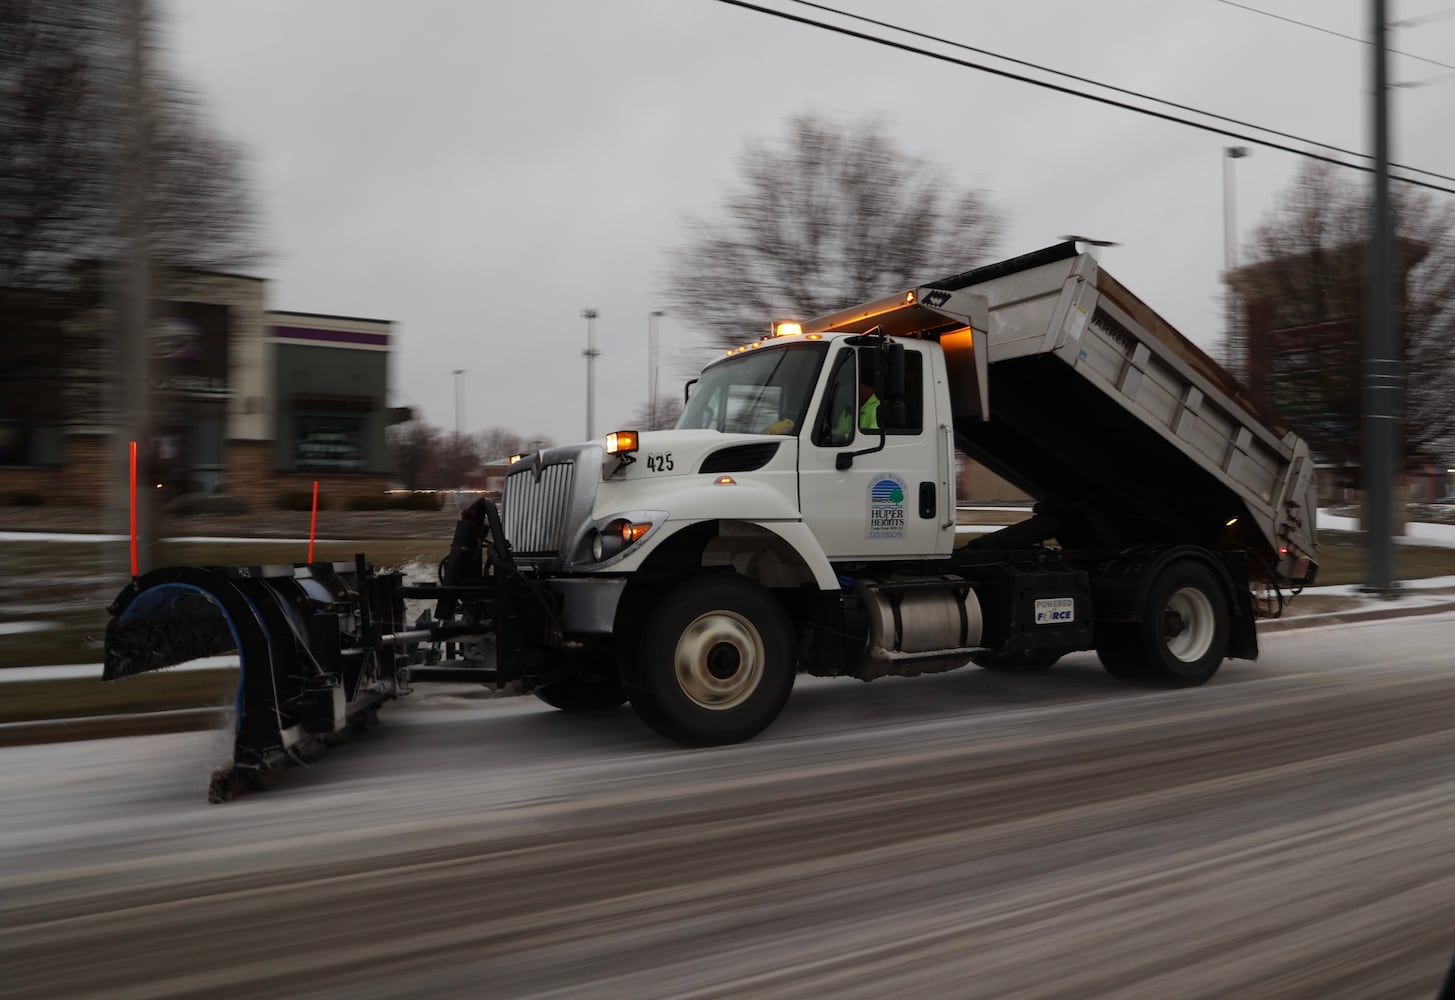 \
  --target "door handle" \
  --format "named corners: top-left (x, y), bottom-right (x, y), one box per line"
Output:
top-left (940, 423), bottom-right (955, 529)
top-left (919, 481), bottom-right (936, 519)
